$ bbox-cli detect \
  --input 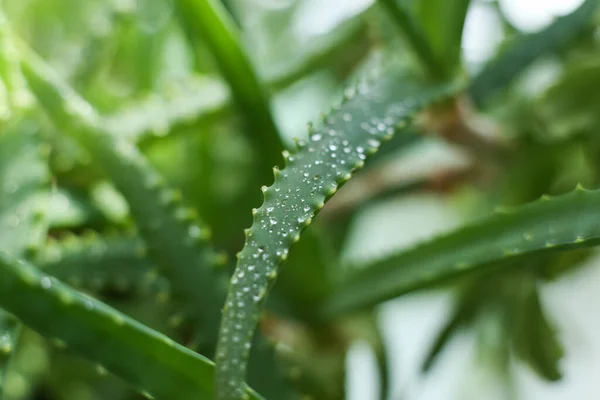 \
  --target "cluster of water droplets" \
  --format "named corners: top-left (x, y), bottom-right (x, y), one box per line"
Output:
top-left (215, 74), bottom-right (435, 399)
